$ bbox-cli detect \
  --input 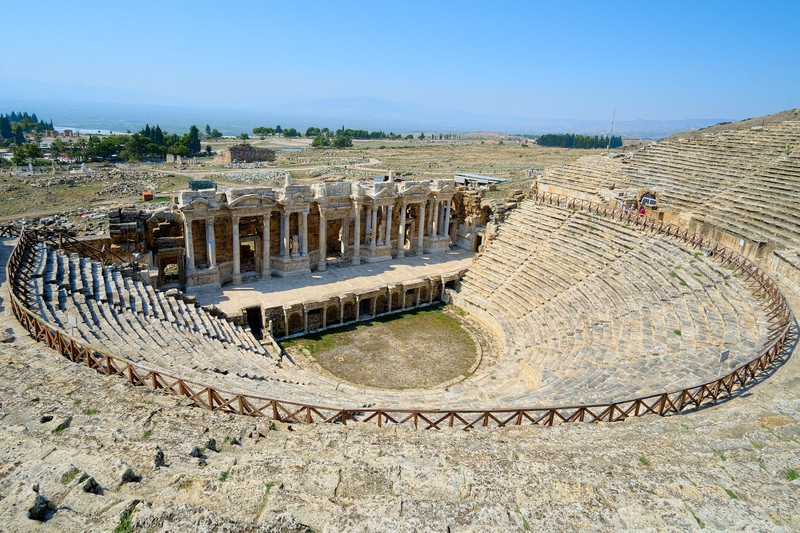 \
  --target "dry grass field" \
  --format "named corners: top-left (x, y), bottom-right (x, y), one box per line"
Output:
top-left (0, 137), bottom-right (618, 224)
